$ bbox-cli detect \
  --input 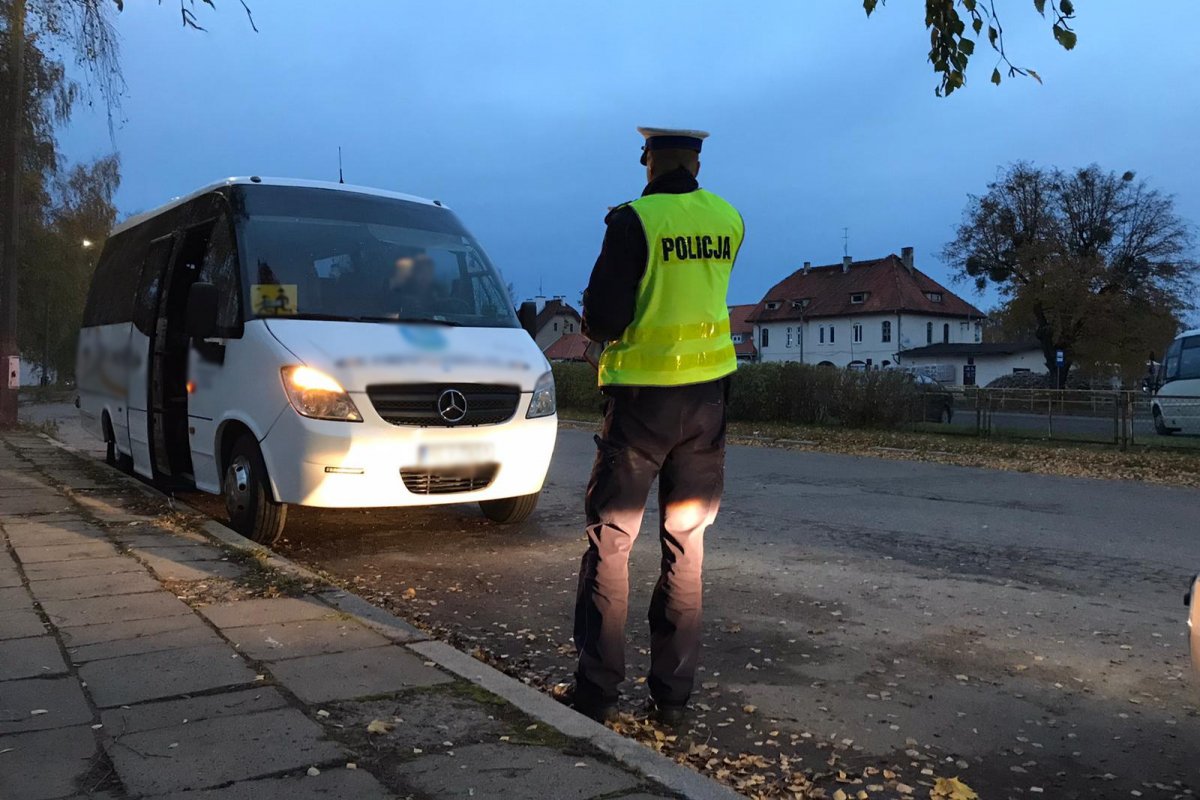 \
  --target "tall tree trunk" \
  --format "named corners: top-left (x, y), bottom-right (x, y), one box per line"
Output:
top-left (0, 0), bottom-right (26, 427)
